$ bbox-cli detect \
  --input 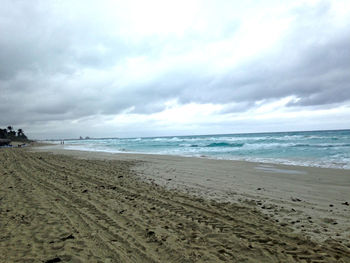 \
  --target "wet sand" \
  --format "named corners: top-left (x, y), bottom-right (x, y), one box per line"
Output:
top-left (1, 147), bottom-right (350, 262)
